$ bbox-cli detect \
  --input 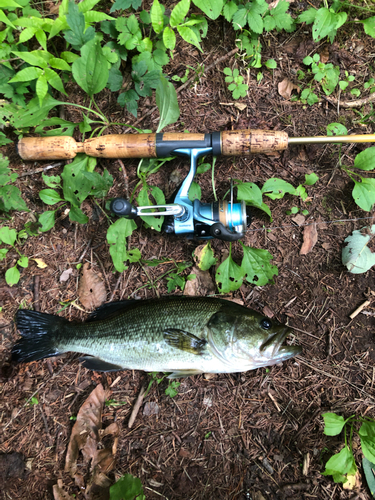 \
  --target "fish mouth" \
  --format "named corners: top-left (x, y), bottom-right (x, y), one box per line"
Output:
top-left (260, 328), bottom-right (302, 360)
